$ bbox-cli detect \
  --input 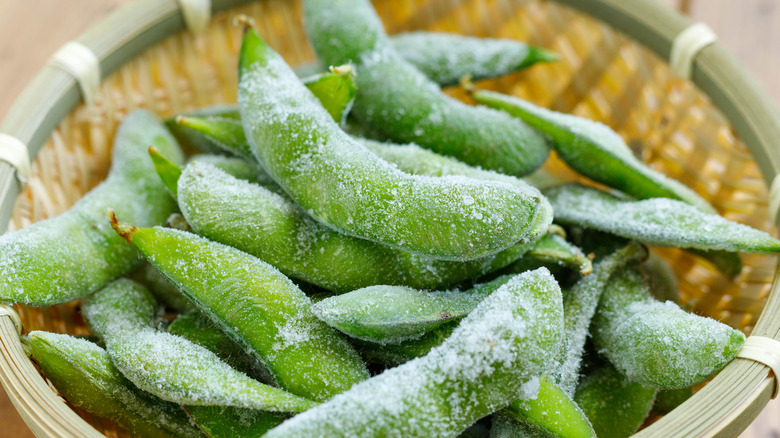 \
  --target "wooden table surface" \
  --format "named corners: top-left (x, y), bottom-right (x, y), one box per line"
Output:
top-left (0, 0), bottom-right (778, 437)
